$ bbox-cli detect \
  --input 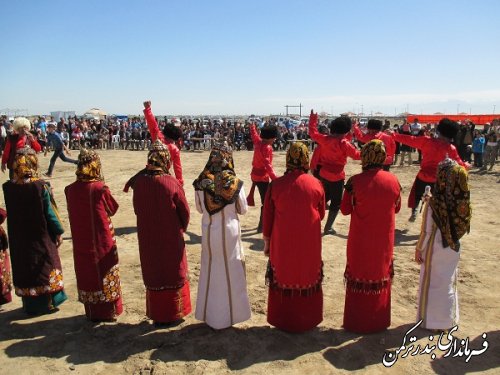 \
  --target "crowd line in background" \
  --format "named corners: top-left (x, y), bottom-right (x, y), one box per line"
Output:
top-left (0, 114), bottom-right (499, 170)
